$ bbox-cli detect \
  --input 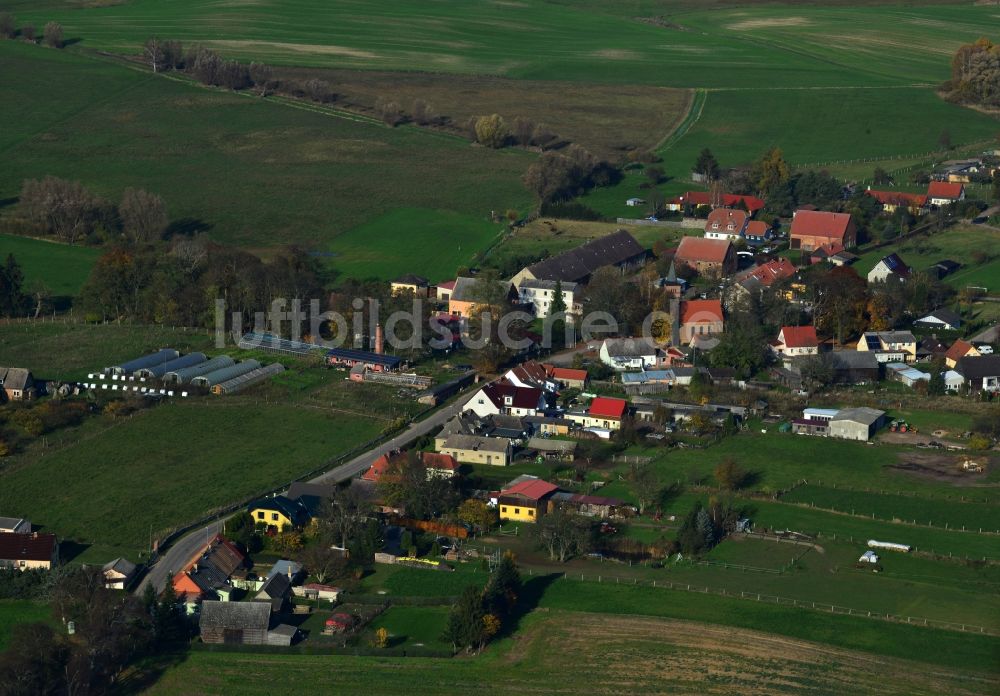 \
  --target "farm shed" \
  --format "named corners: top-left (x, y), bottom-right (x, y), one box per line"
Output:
top-left (190, 360), bottom-right (261, 388)
top-left (238, 332), bottom-right (327, 357)
top-left (255, 572), bottom-right (291, 612)
top-left (266, 624), bottom-right (297, 647)
top-left (829, 407), bottom-right (886, 442)
top-left (884, 363), bottom-right (929, 388)
top-left (326, 347), bottom-right (402, 372)
top-left (199, 600), bottom-right (270, 645)
top-left (417, 371), bottom-right (476, 406)
top-left (164, 355), bottom-right (235, 384)
top-left (526, 437), bottom-right (577, 460)
top-left (107, 349), bottom-right (179, 376)
top-left (211, 363), bottom-right (285, 395)
top-left (135, 352), bottom-right (207, 379)
top-left (0, 367), bottom-right (36, 401)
